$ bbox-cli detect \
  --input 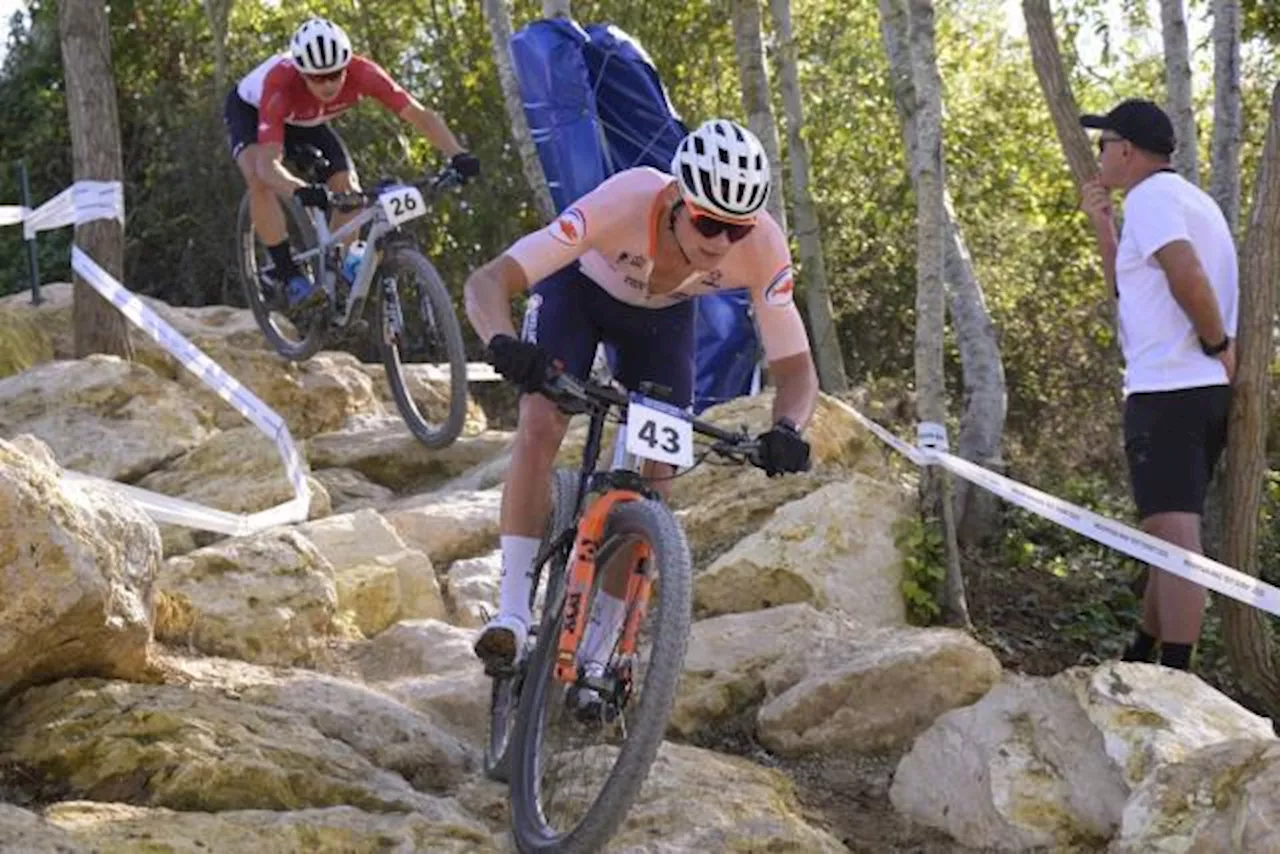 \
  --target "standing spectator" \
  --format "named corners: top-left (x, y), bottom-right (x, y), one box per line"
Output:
top-left (1078, 99), bottom-right (1238, 671)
